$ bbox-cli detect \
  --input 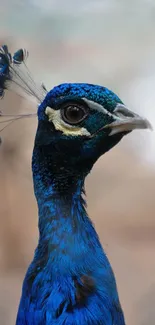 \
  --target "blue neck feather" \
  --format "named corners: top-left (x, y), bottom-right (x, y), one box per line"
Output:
top-left (32, 145), bottom-right (103, 273)
top-left (16, 140), bottom-right (125, 324)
